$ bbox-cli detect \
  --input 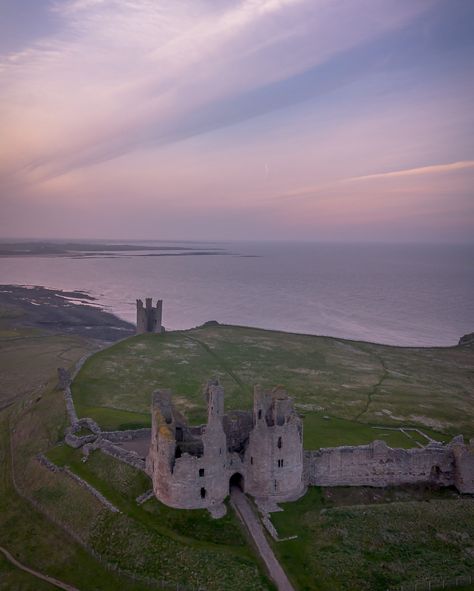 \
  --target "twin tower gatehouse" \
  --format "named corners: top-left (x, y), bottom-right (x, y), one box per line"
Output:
top-left (146, 380), bottom-right (305, 510)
